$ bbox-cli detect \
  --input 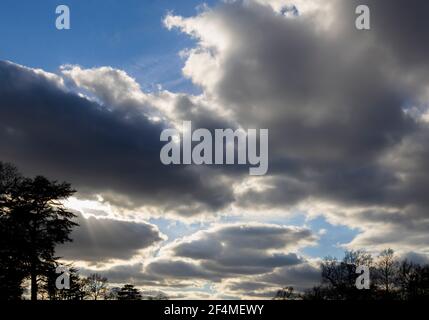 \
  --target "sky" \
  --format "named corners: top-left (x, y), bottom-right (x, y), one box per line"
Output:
top-left (1, 0), bottom-right (429, 299)
top-left (0, 0), bottom-right (216, 93)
